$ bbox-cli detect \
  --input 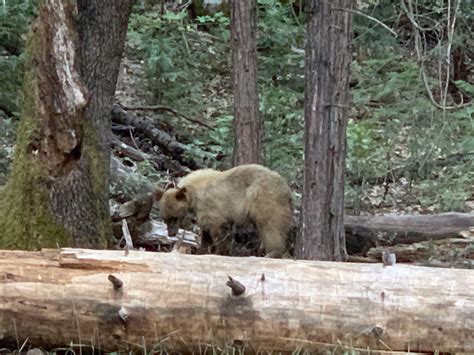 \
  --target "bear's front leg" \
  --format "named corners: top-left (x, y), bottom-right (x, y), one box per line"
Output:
top-left (208, 224), bottom-right (231, 256)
